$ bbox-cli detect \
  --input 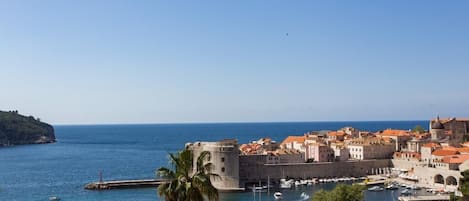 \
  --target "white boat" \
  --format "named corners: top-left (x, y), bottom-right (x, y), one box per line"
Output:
top-left (368, 186), bottom-right (384, 191)
top-left (49, 196), bottom-right (61, 201)
top-left (249, 186), bottom-right (267, 192)
top-left (300, 180), bottom-right (308, 185)
top-left (400, 189), bottom-right (412, 195)
top-left (300, 192), bottom-right (310, 200)
top-left (408, 185), bottom-right (421, 190)
top-left (385, 183), bottom-right (399, 190)
top-left (279, 179), bottom-right (293, 189)
top-left (274, 192), bottom-right (283, 200)
top-left (280, 182), bottom-right (292, 188)
top-left (294, 181), bottom-right (301, 186)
